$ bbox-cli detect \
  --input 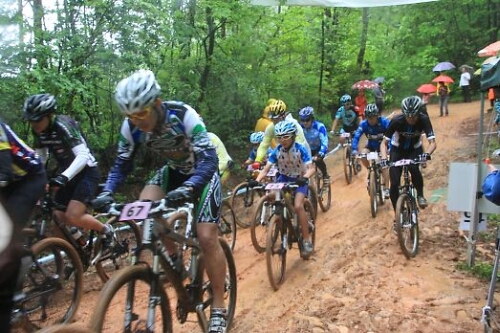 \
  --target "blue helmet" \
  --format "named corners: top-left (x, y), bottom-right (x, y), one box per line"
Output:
top-left (340, 94), bottom-right (352, 105)
top-left (249, 131), bottom-right (265, 144)
top-left (298, 106), bottom-right (314, 120)
top-left (364, 103), bottom-right (379, 117)
top-left (274, 119), bottom-right (297, 136)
